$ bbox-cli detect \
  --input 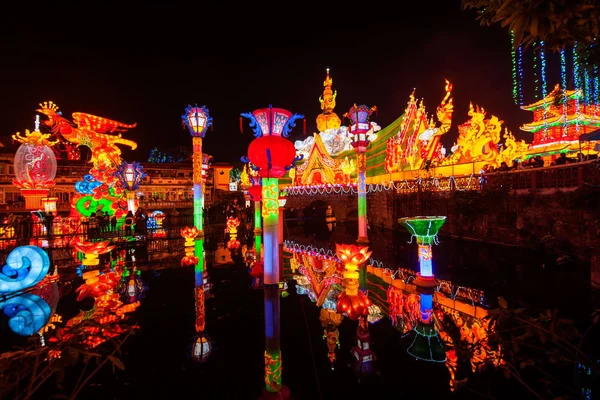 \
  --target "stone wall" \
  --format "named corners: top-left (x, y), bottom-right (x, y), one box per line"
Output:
top-left (286, 185), bottom-right (600, 289)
